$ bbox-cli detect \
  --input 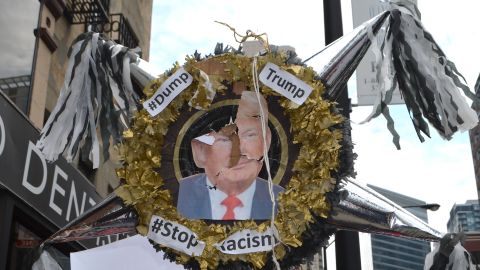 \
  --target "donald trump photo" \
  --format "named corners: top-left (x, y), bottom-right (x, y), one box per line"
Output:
top-left (177, 91), bottom-right (284, 220)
